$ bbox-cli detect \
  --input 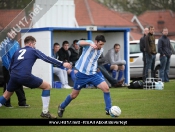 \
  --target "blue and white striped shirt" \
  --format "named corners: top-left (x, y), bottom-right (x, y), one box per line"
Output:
top-left (75, 40), bottom-right (103, 75)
